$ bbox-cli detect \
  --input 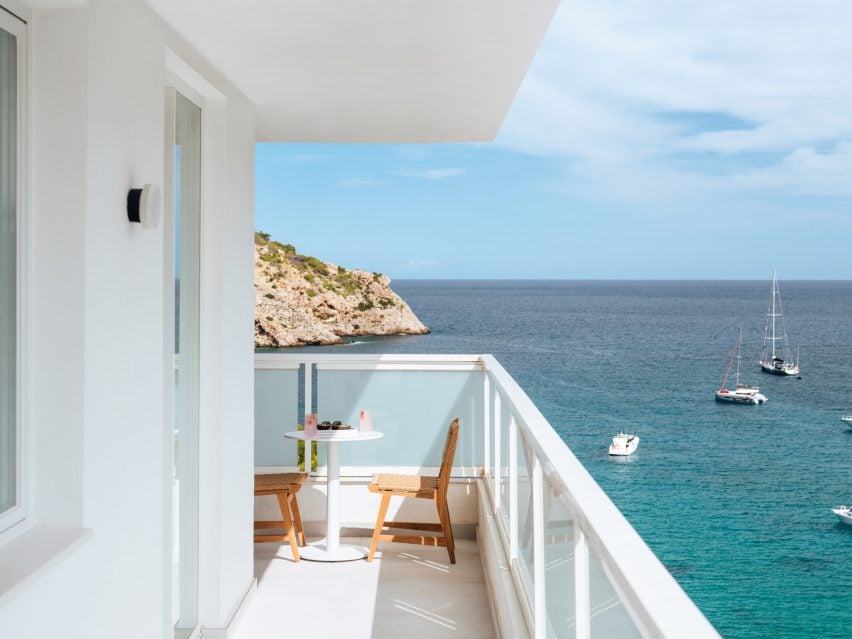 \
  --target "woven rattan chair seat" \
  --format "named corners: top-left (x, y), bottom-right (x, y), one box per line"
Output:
top-left (372, 473), bottom-right (438, 494)
top-left (254, 472), bottom-right (307, 492)
top-left (367, 419), bottom-right (459, 564)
